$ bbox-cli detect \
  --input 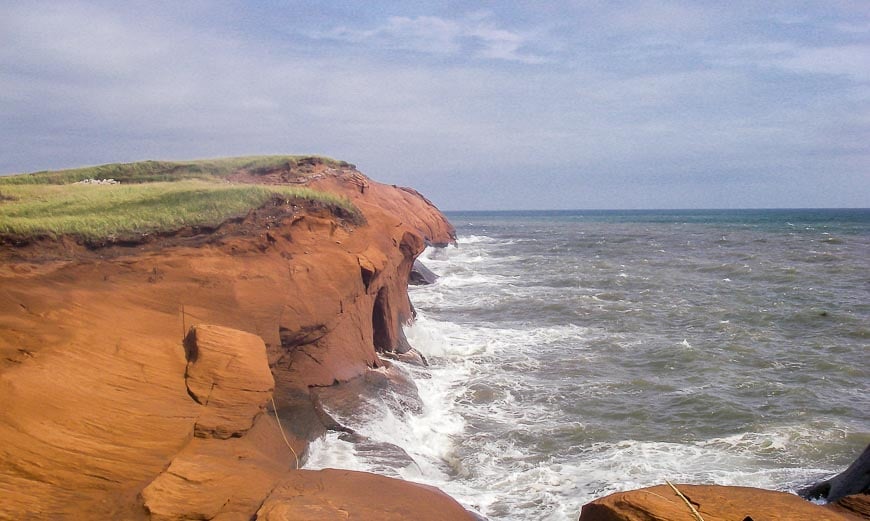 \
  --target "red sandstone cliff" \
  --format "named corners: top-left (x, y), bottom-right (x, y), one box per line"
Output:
top-left (0, 162), bottom-right (474, 519)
